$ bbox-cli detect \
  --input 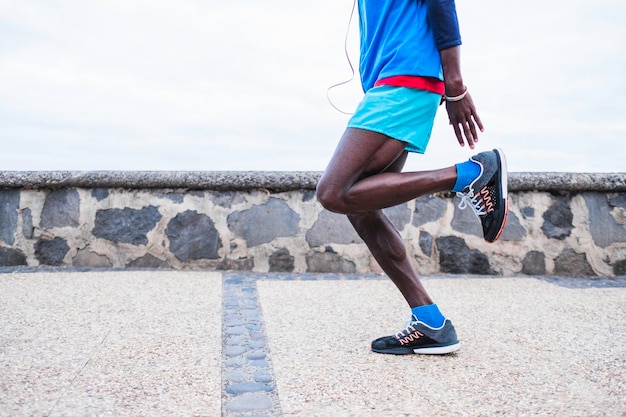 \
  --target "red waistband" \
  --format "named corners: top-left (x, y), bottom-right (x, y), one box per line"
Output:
top-left (374, 76), bottom-right (445, 95)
